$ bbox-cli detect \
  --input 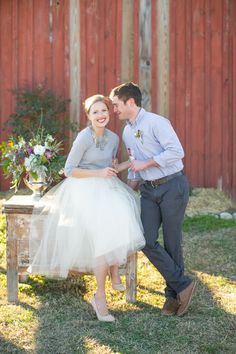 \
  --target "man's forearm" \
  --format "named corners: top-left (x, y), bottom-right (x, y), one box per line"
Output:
top-left (130, 158), bottom-right (159, 172)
